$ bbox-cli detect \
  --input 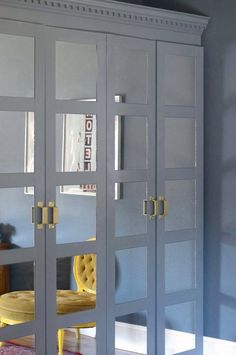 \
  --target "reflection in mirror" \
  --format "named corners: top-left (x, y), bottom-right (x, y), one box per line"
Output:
top-left (111, 44), bottom-right (148, 104)
top-left (57, 254), bottom-right (96, 355)
top-left (0, 187), bottom-right (34, 248)
top-left (56, 41), bottom-right (97, 101)
top-left (115, 247), bottom-right (147, 304)
top-left (0, 261), bottom-right (35, 337)
top-left (165, 118), bottom-right (196, 169)
top-left (115, 312), bottom-right (147, 355)
top-left (0, 334), bottom-right (35, 352)
top-left (0, 33), bottom-right (34, 98)
top-left (56, 185), bottom-right (96, 244)
top-left (115, 182), bottom-right (147, 237)
top-left (165, 302), bottom-right (196, 354)
top-left (114, 116), bottom-right (147, 171)
top-left (165, 241), bottom-right (196, 293)
top-left (56, 113), bottom-right (97, 173)
top-left (0, 112), bottom-right (34, 174)
top-left (165, 180), bottom-right (196, 232)
top-left (57, 324), bottom-right (96, 355)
